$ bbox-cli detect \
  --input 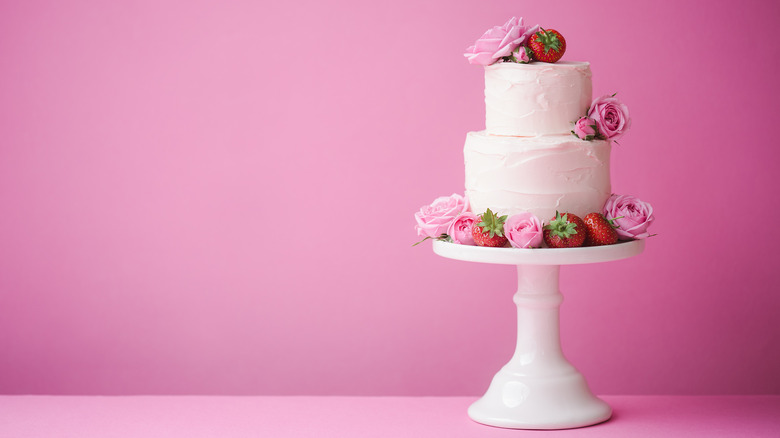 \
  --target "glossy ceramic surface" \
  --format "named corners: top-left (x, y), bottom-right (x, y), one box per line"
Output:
top-left (433, 240), bottom-right (645, 429)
